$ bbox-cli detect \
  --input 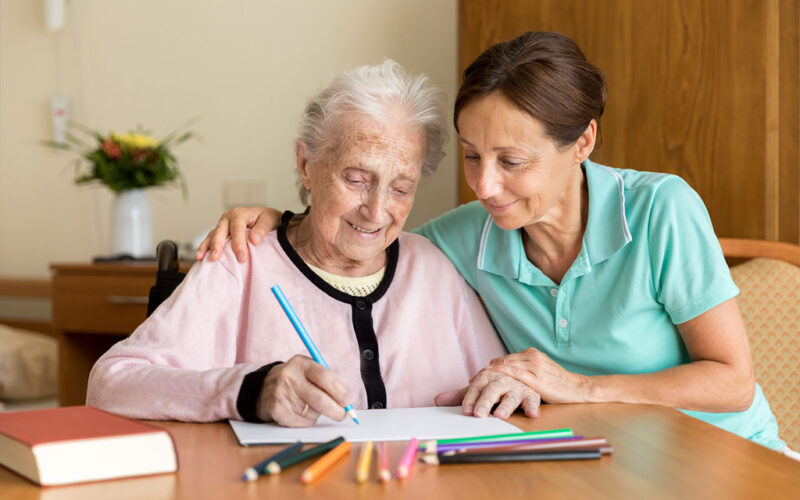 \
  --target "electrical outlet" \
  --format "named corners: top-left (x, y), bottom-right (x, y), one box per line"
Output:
top-left (51, 95), bottom-right (68, 145)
